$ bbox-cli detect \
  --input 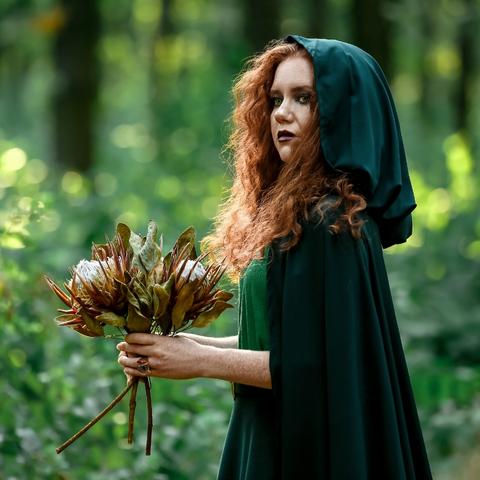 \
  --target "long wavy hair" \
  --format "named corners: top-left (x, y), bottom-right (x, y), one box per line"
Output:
top-left (201, 39), bottom-right (367, 283)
